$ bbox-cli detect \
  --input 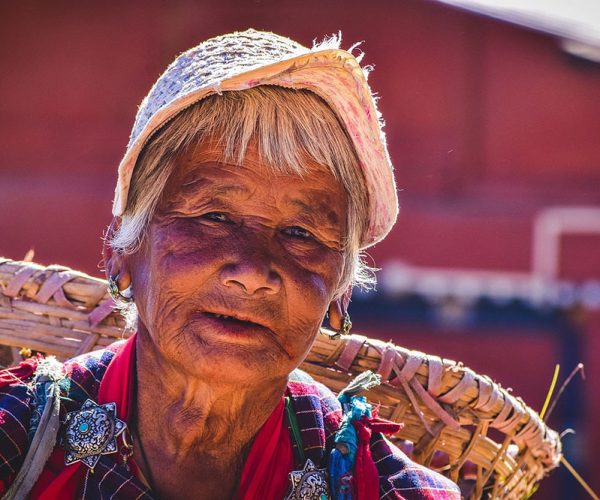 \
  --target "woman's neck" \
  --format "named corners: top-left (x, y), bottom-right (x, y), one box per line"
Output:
top-left (132, 329), bottom-right (288, 496)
